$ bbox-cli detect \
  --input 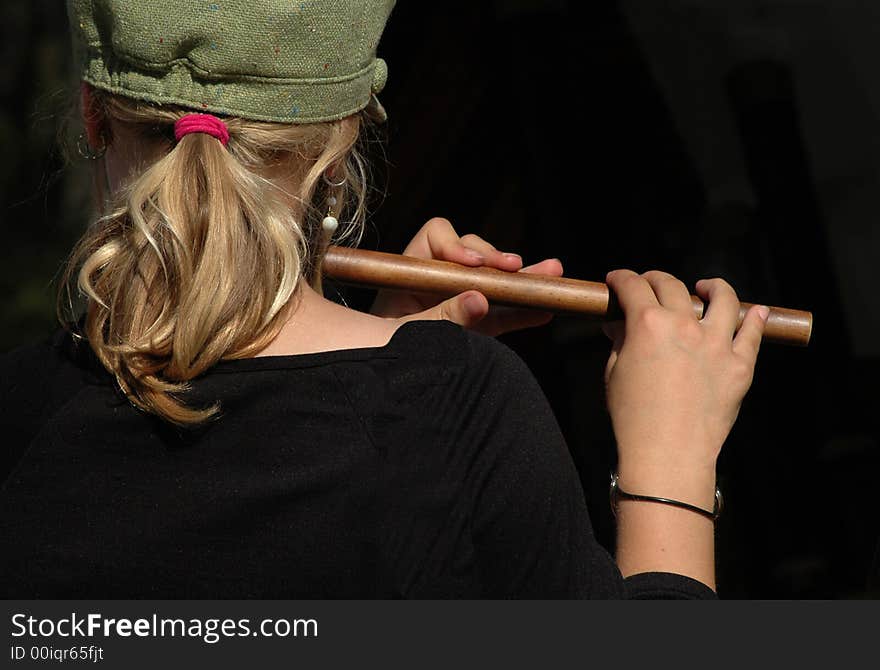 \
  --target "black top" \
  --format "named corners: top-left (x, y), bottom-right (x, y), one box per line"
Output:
top-left (0, 319), bottom-right (715, 599)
